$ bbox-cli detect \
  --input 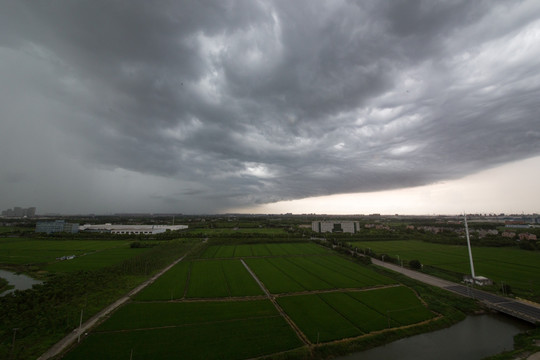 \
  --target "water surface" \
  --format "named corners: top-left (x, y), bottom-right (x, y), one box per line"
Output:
top-left (0, 269), bottom-right (42, 295)
top-left (337, 314), bottom-right (532, 360)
